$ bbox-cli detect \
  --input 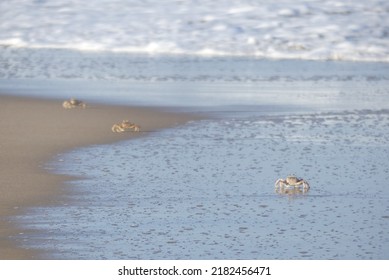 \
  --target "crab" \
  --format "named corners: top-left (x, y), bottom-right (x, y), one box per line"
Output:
top-left (112, 120), bottom-right (140, 133)
top-left (62, 98), bottom-right (86, 109)
top-left (275, 175), bottom-right (310, 192)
